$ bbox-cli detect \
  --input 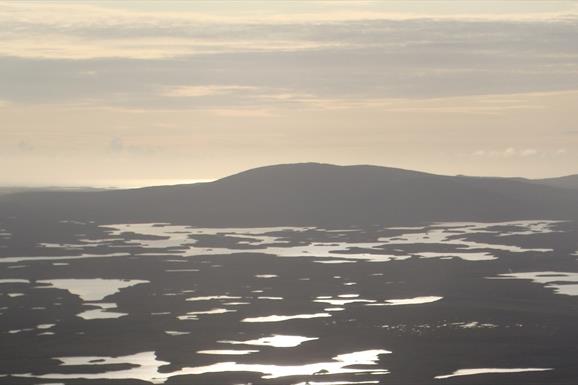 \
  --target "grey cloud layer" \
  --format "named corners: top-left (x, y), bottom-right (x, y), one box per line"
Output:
top-left (1, 14), bottom-right (578, 108)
